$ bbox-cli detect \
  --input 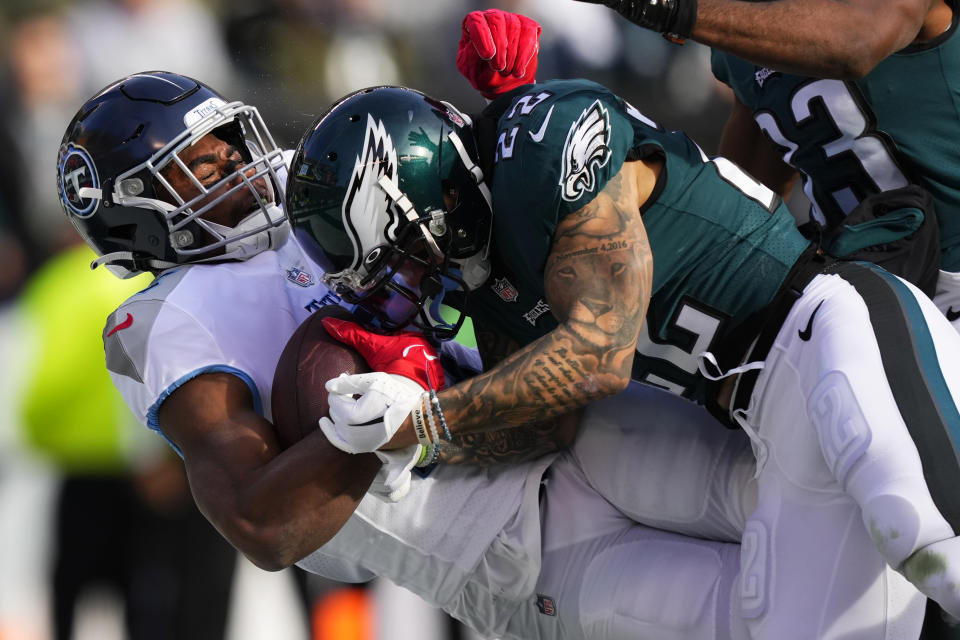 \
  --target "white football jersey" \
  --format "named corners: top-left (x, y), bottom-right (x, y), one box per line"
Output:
top-left (102, 232), bottom-right (548, 636)
top-left (103, 233), bottom-right (342, 445)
